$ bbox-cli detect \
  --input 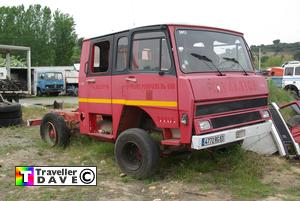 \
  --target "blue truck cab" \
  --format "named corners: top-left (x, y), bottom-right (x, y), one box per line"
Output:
top-left (37, 71), bottom-right (64, 96)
